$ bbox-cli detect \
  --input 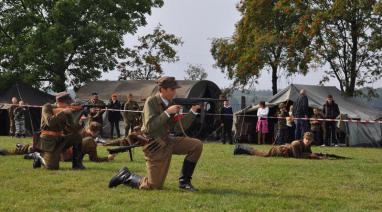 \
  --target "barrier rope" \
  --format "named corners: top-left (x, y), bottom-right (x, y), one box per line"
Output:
top-left (1, 102), bottom-right (382, 124)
